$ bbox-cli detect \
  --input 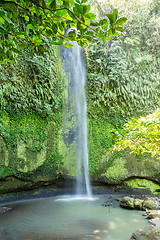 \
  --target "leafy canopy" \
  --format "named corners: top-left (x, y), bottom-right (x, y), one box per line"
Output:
top-left (0, 0), bottom-right (127, 64)
top-left (113, 108), bottom-right (160, 158)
